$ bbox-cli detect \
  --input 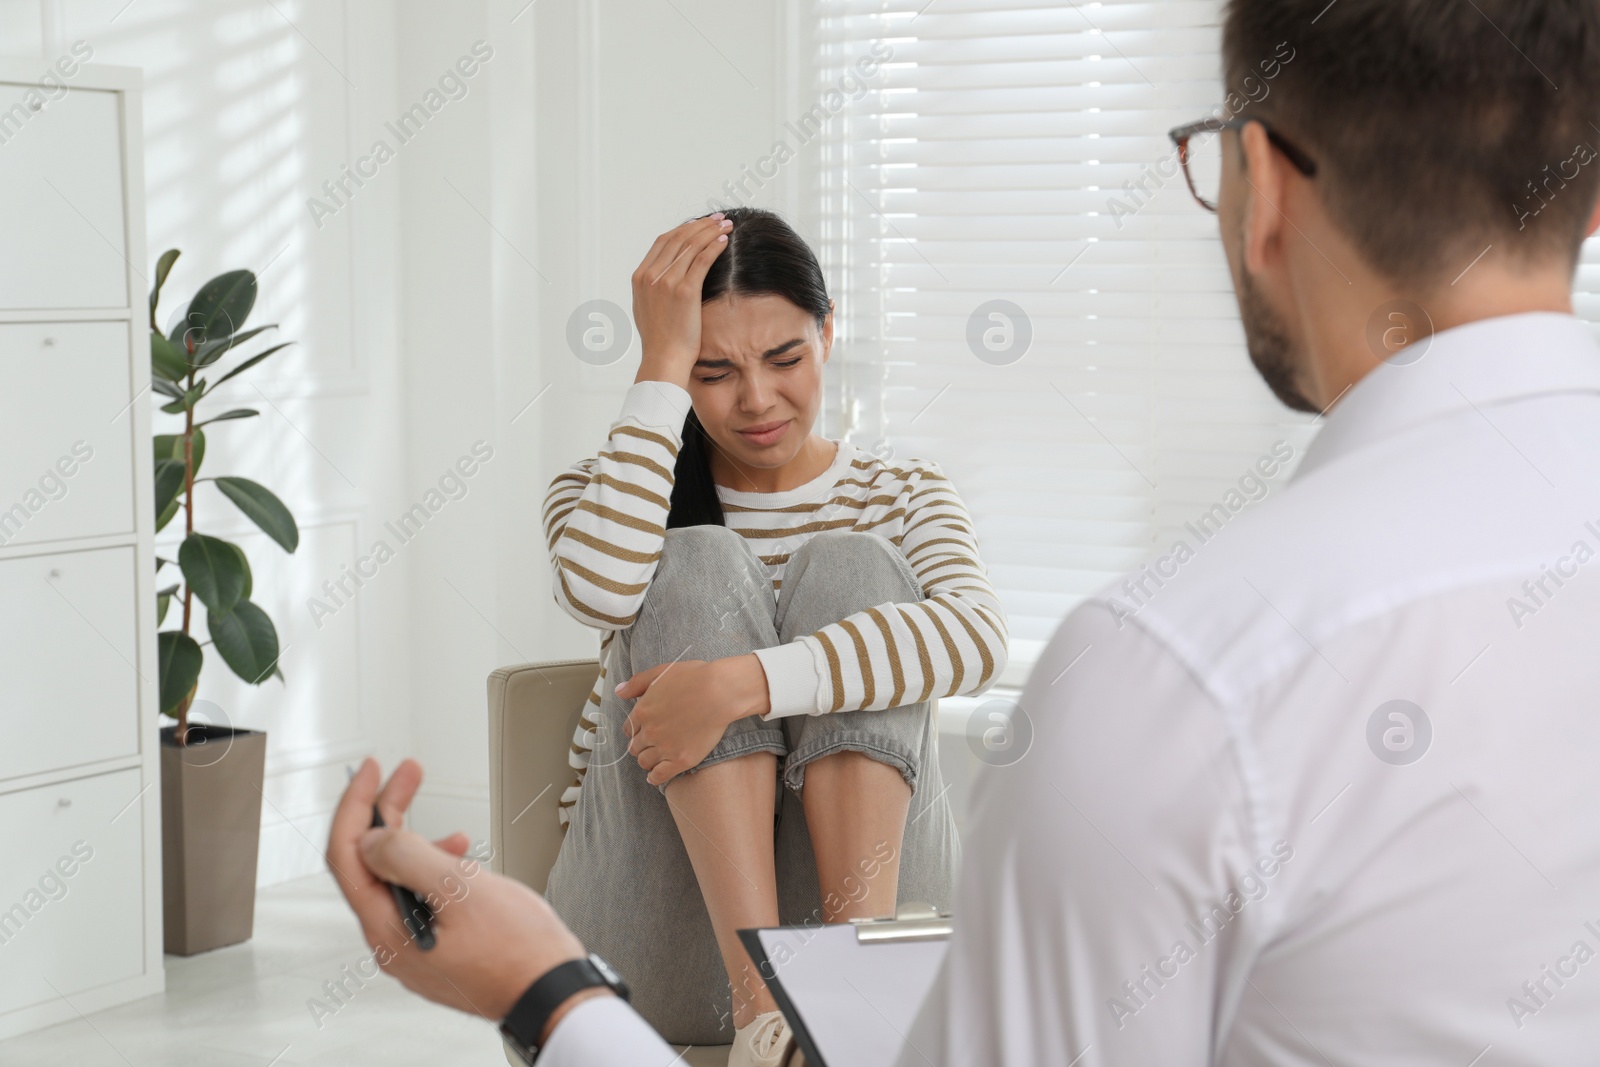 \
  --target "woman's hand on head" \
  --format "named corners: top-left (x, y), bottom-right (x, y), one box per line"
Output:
top-left (631, 213), bottom-right (733, 389)
top-left (617, 655), bottom-right (769, 786)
